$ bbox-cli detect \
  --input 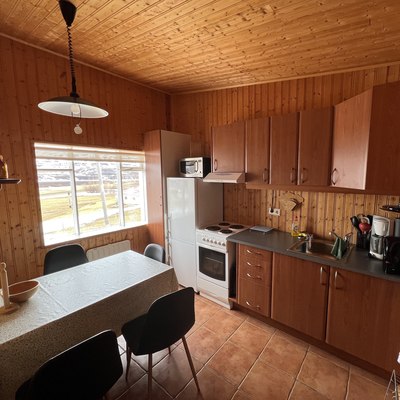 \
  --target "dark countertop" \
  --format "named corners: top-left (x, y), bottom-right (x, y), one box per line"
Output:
top-left (228, 229), bottom-right (400, 283)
